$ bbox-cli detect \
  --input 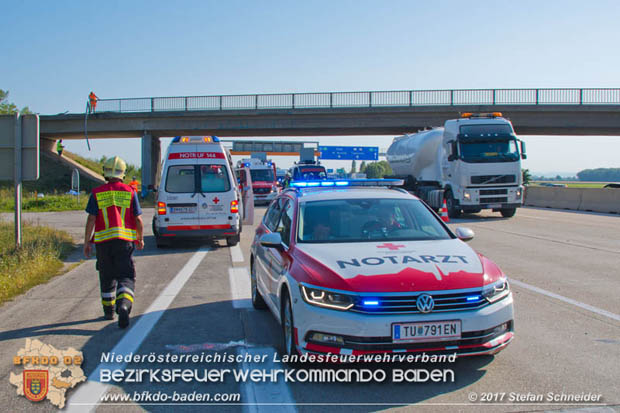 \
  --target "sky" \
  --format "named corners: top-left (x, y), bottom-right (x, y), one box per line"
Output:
top-left (2, 0), bottom-right (620, 176)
